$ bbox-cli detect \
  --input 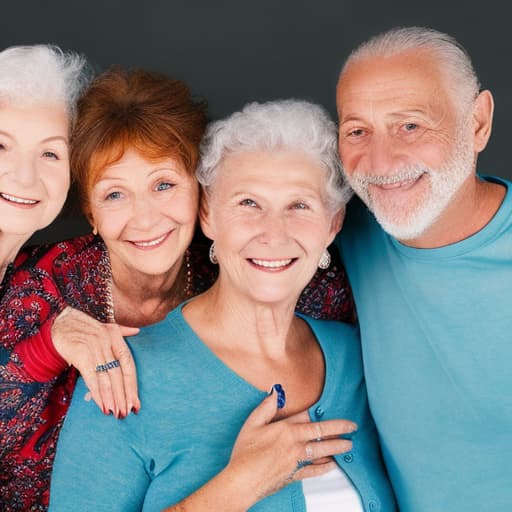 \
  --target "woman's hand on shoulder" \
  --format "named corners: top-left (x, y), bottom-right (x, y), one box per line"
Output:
top-left (51, 306), bottom-right (140, 418)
